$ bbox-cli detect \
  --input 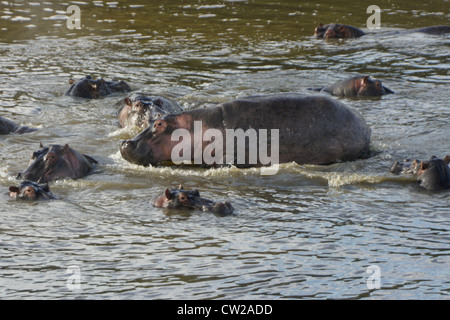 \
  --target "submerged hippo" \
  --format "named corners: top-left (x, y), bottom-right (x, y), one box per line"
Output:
top-left (120, 94), bottom-right (371, 169)
top-left (309, 75), bottom-right (394, 97)
top-left (0, 116), bottom-right (36, 135)
top-left (18, 143), bottom-right (98, 183)
top-left (9, 181), bottom-right (56, 201)
top-left (409, 25), bottom-right (450, 35)
top-left (65, 75), bottom-right (131, 99)
top-left (116, 93), bottom-right (182, 128)
top-left (151, 185), bottom-right (234, 215)
top-left (391, 155), bottom-right (450, 190)
top-left (314, 23), bottom-right (365, 39)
